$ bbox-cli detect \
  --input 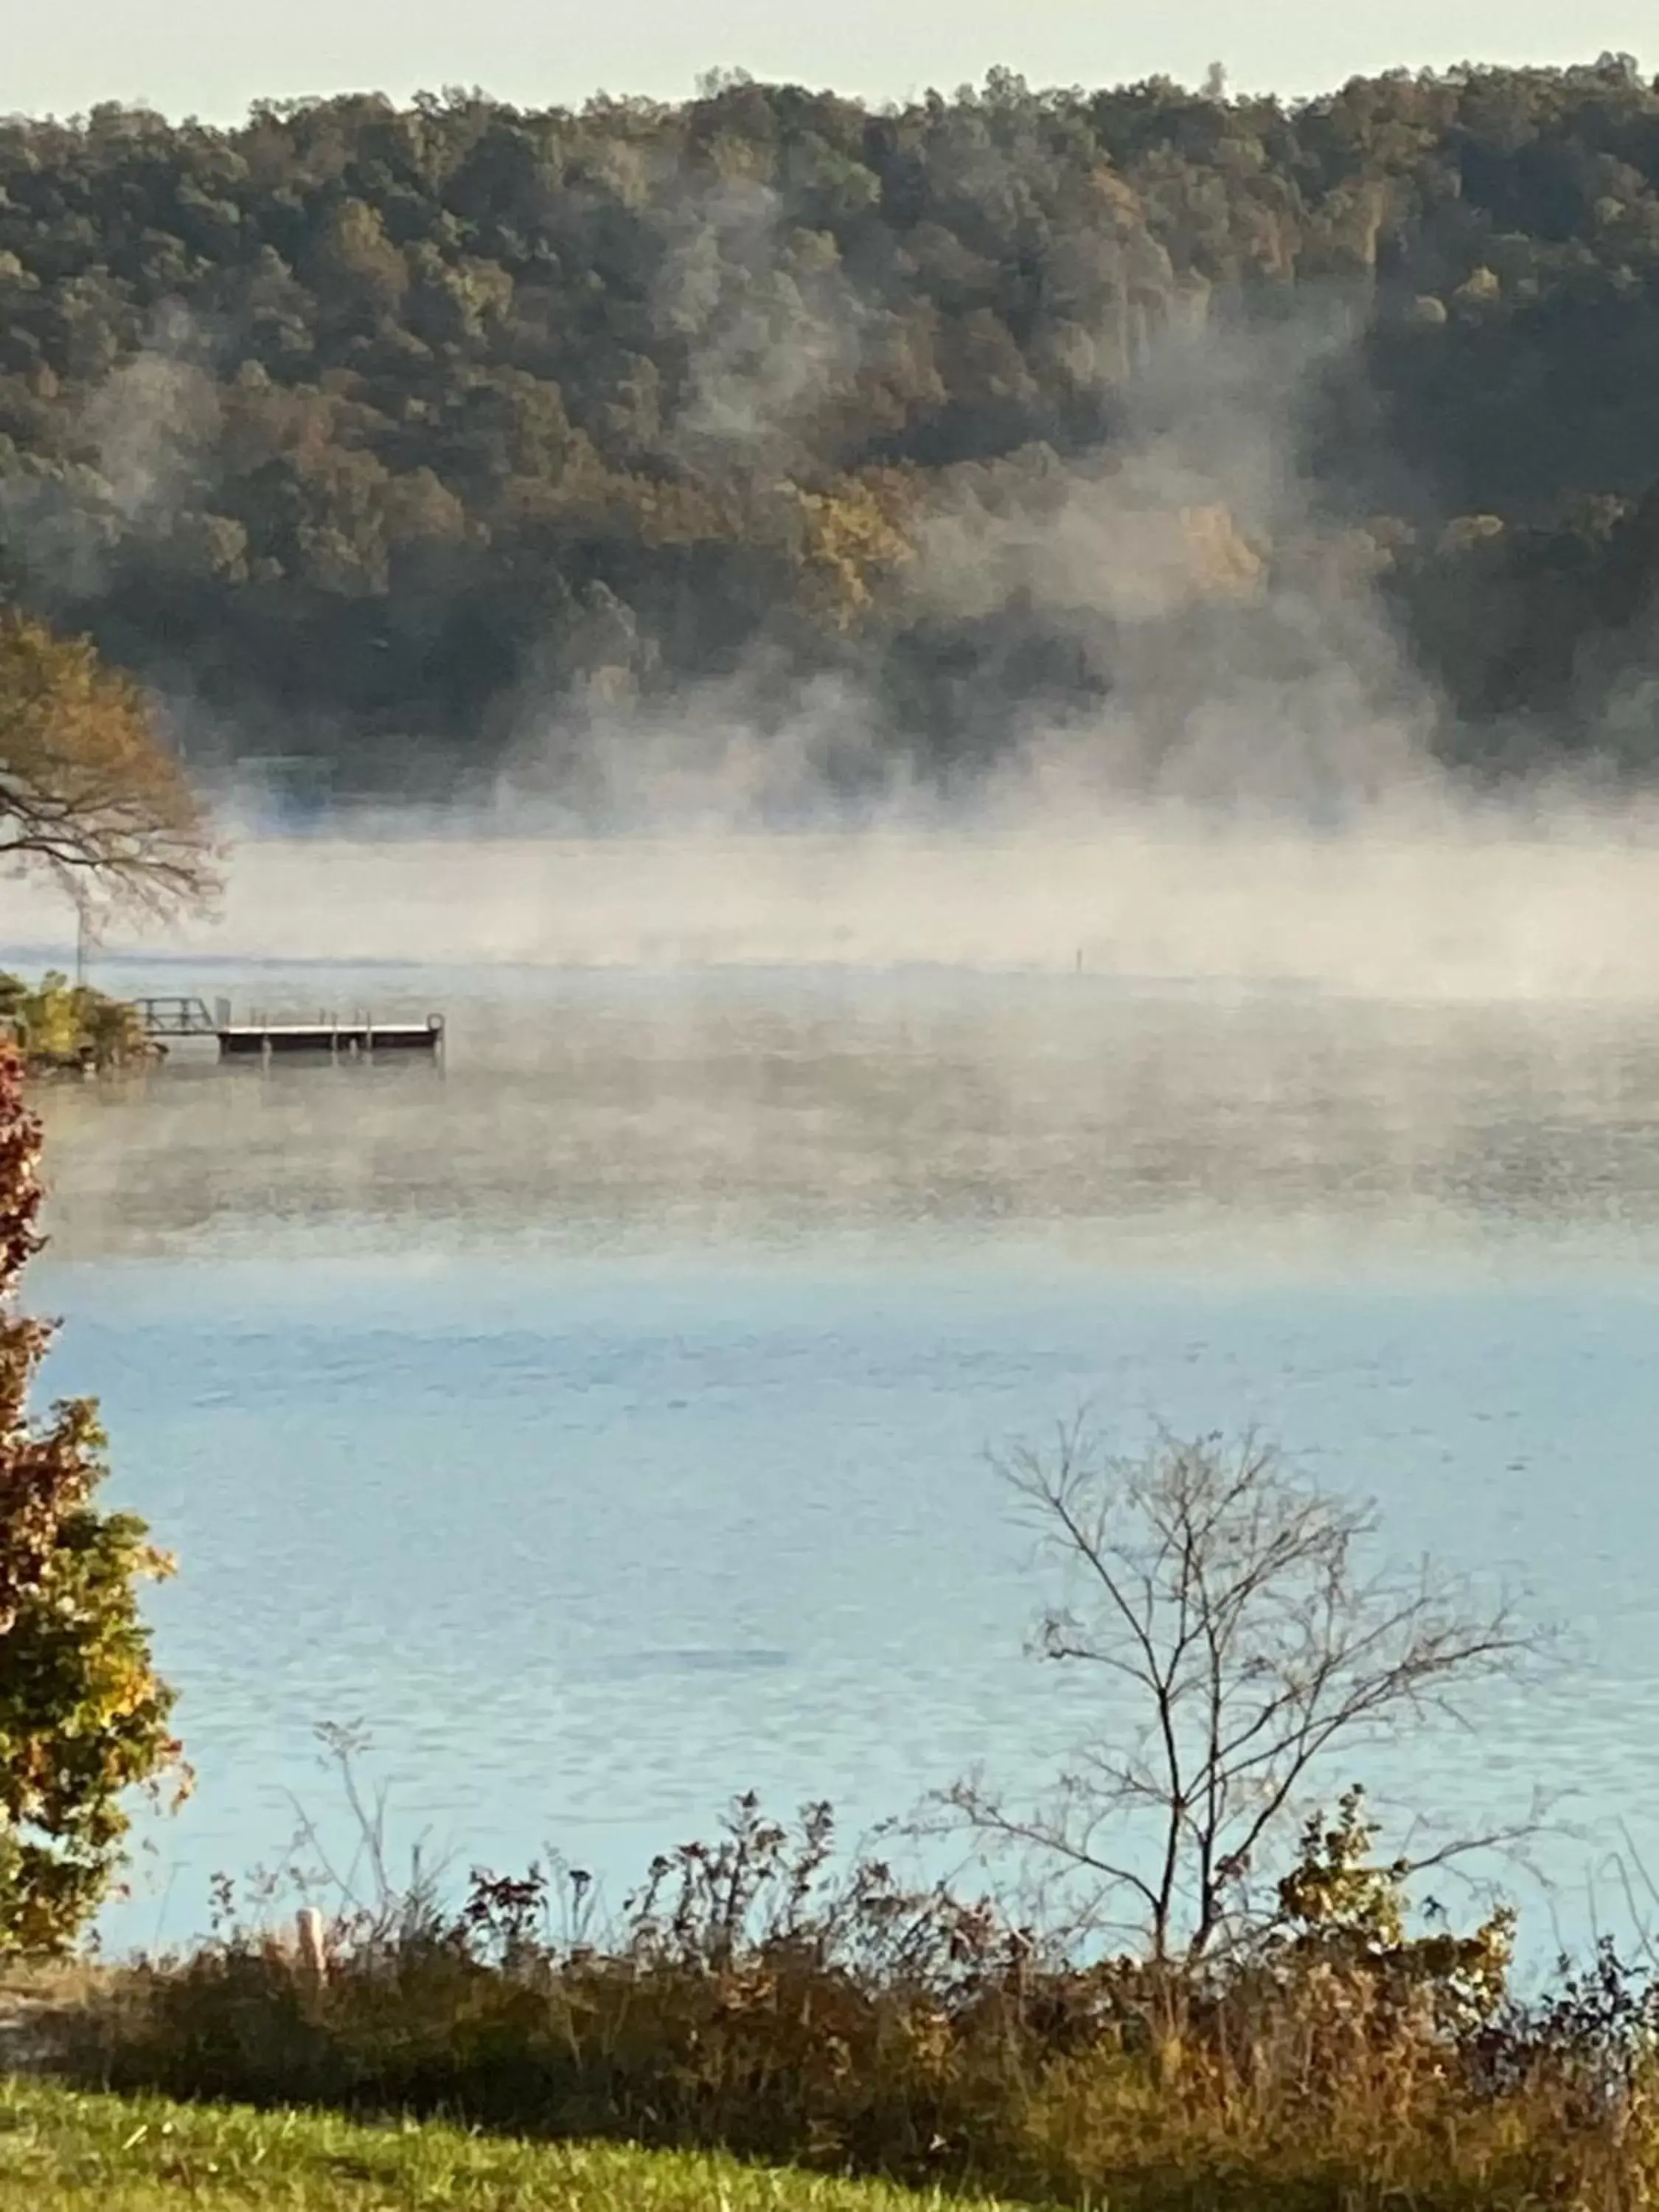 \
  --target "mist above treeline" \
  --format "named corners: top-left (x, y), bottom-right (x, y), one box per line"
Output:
top-left (2, 57), bottom-right (1659, 814)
